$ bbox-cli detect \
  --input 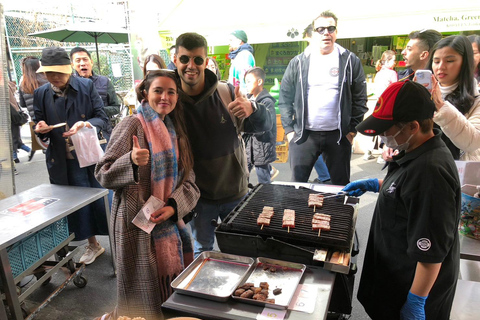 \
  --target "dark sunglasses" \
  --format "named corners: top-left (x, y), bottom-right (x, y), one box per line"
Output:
top-left (315, 26), bottom-right (336, 35)
top-left (179, 55), bottom-right (205, 66)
